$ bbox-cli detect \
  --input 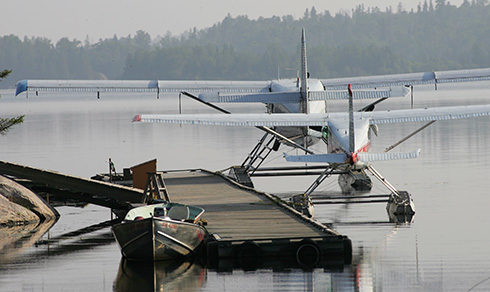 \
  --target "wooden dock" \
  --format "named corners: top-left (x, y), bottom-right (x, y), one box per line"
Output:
top-left (0, 160), bottom-right (351, 268)
top-left (162, 169), bottom-right (351, 269)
